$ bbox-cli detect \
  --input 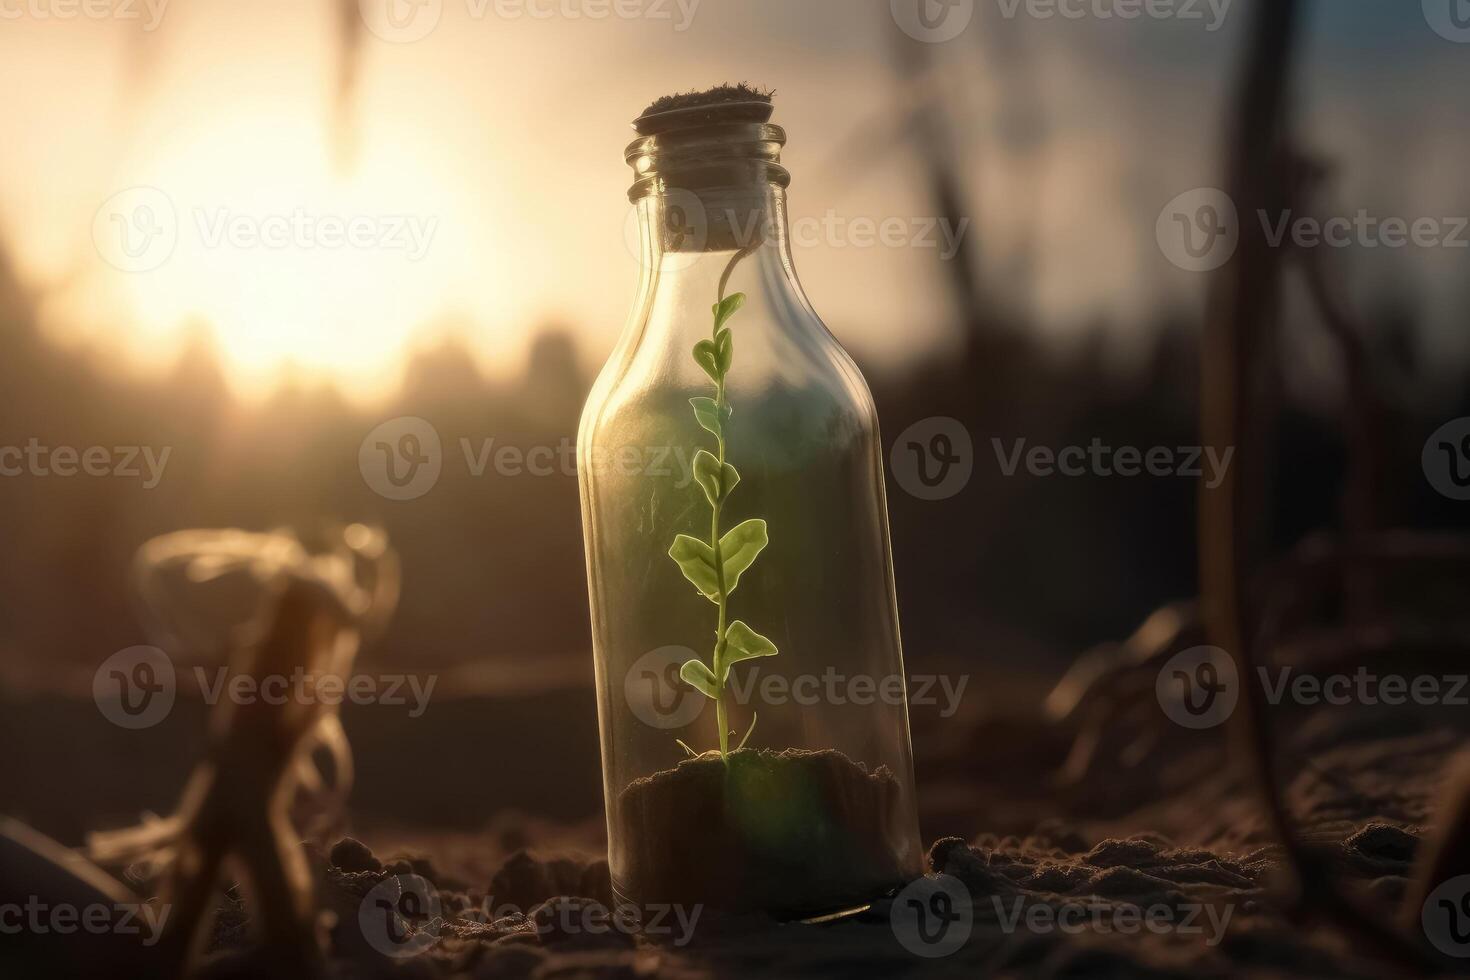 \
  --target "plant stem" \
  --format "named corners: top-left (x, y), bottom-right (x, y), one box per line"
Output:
top-left (708, 246), bottom-right (754, 762)
top-left (710, 358), bottom-right (731, 759)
